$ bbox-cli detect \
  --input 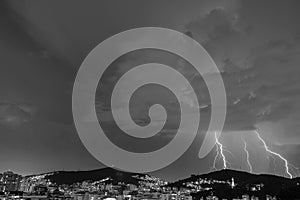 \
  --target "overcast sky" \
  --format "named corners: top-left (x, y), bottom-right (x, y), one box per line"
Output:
top-left (0, 0), bottom-right (300, 181)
